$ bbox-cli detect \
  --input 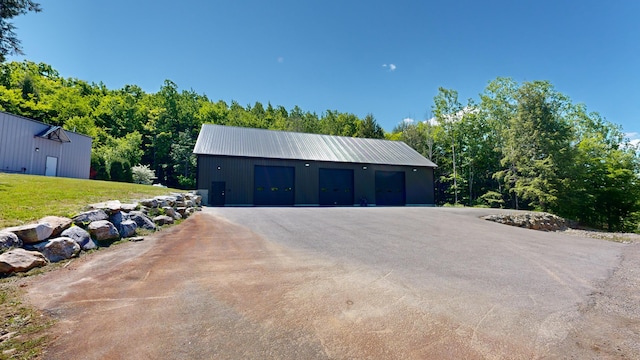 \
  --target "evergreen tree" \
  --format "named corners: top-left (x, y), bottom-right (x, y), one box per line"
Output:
top-left (0, 1), bottom-right (41, 61)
